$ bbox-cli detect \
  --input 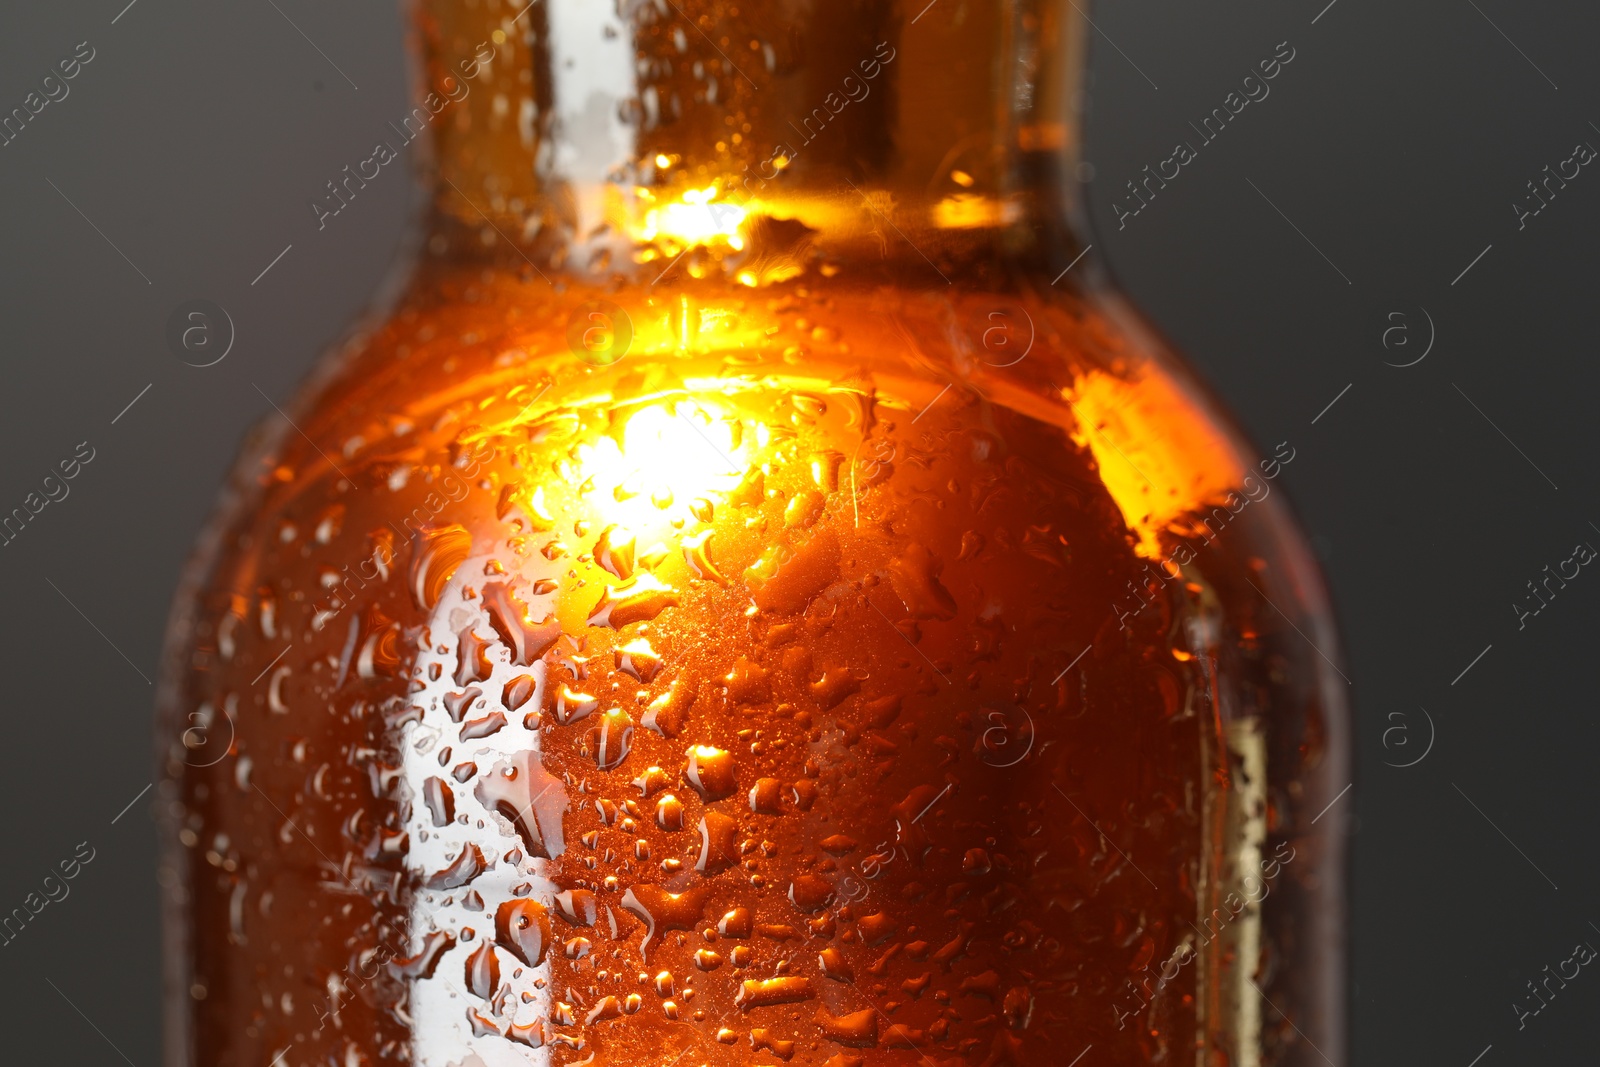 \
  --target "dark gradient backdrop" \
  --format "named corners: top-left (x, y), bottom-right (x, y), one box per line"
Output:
top-left (1, 1), bottom-right (1595, 1065)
